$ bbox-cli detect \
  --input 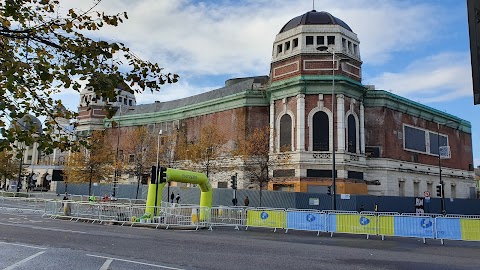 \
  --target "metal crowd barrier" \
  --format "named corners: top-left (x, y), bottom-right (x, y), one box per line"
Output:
top-left (285, 209), bottom-right (326, 235)
top-left (36, 199), bottom-right (480, 244)
top-left (209, 206), bottom-right (247, 230)
top-left (245, 208), bottom-right (286, 232)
